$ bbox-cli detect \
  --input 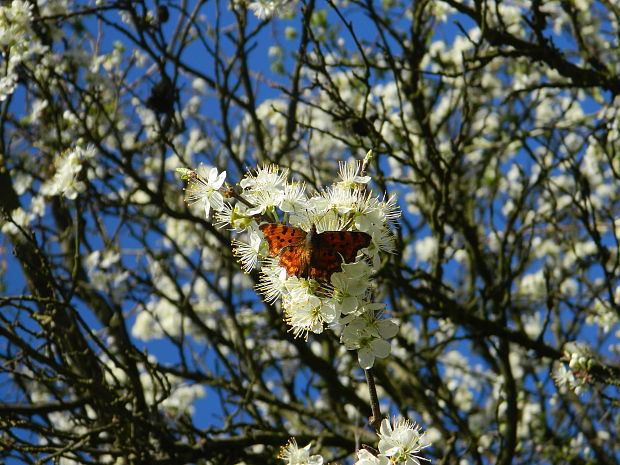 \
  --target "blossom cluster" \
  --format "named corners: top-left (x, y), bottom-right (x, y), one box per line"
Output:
top-left (180, 159), bottom-right (399, 368)
top-left (40, 145), bottom-right (96, 199)
top-left (234, 0), bottom-right (297, 20)
top-left (279, 417), bottom-right (430, 465)
top-left (0, 0), bottom-right (47, 101)
top-left (1, 145), bottom-right (96, 236)
top-left (552, 341), bottom-right (596, 395)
